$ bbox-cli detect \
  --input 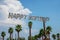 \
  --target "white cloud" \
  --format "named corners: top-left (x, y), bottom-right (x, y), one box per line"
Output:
top-left (0, 0), bottom-right (32, 27)
top-left (0, 19), bottom-right (26, 27)
top-left (0, 0), bottom-right (32, 39)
